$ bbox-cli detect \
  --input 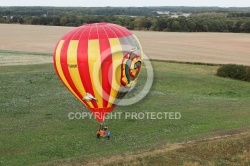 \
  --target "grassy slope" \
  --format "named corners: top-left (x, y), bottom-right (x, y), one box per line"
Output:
top-left (0, 61), bottom-right (250, 165)
top-left (105, 133), bottom-right (250, 166)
